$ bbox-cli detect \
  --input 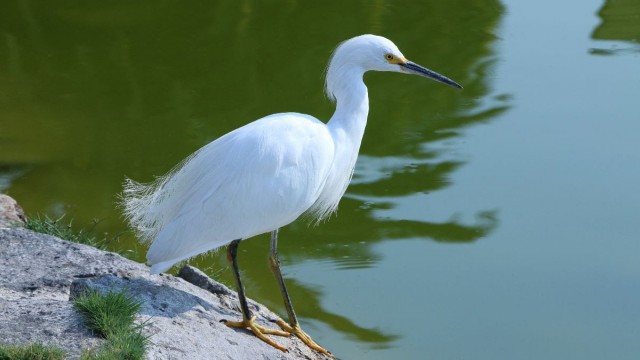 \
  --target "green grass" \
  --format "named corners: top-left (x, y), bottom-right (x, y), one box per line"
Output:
top-left (25, 215), bottom-right (108, 250)
top-left (74, 289), bottom-right (148, 360)
top-left (21, 215), bottom-right (148, 358)
top-left (24, 214), bottom-right (140, 260)
top-left (0, 342), bottom-right (66, 360)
